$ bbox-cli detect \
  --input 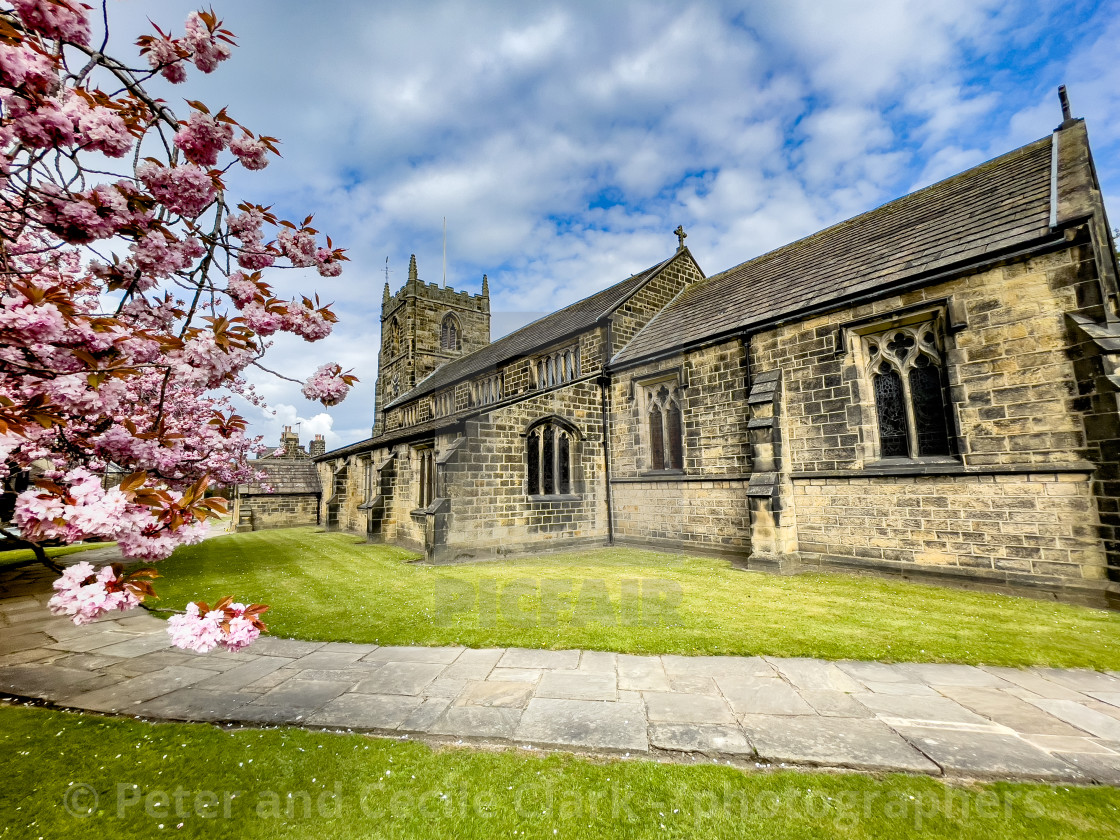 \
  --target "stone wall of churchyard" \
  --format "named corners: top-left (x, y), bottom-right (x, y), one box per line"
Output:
top-left (436, 379), bottom-right (609, 560)
top-left (237, 494), bottom-right (319, 530)
top-left (750, 245), bottom-right (1111, 589)
top-left (610, 252), bottom-right (704, 356)
top-left (610, 338), bottom-right (753, 552)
